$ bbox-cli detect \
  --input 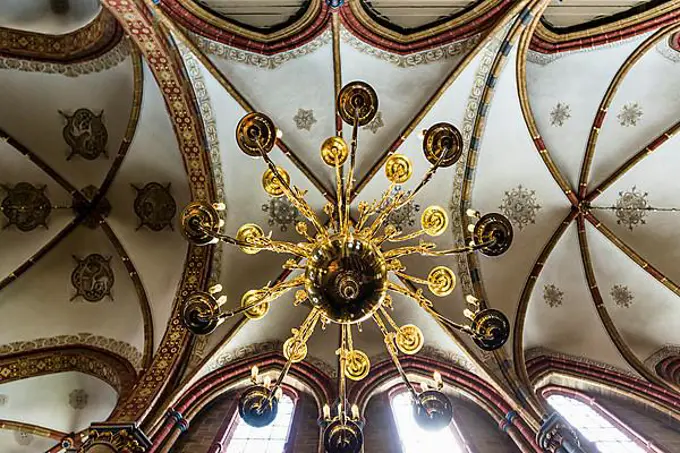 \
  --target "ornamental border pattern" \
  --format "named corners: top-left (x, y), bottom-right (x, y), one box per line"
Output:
top-left (0, 333), bottom-right (143, 371)
top-left (525, 347), bottom-right (639, 380)
top-left (526, 32), bottom-right (650, 66)
top-left (644, 344), bottom-right (680, 368)
top-left (102, 0), bottom-right (214, 423)
top-left (191, 29), bottom-right (331, 70)
top-left (0, 37), bottom-right (130, 77)
top-left (176, 38), bottom-right (224, 365)
top-left (656, 37), bottom-right (680, 63)
top-left (340, 27), bottom-right (480, 69)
